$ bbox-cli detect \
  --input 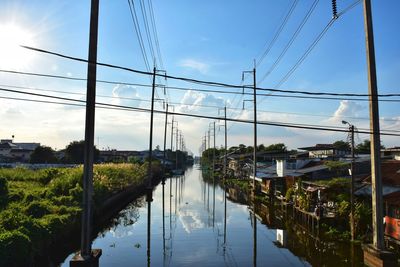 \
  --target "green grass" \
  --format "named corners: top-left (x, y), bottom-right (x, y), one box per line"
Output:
top-left (0, 163), bottom-right (148, 267)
